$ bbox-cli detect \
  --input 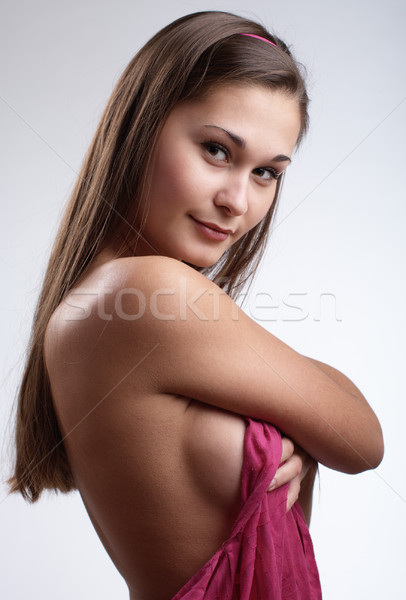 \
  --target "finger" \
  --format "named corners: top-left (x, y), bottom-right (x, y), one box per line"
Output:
top-left (285, 478), bottom-right (301, 512)
top-left (267, 454), bottom-right (303, 491)
top-left (280, 436), bottom-right (295, 464)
